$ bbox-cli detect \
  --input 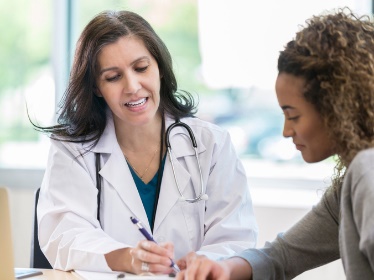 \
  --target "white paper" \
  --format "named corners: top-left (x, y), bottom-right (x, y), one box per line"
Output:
top-left (125, 273), bottom-right (174, 279)
top-left (74, 270), bottom-right (125, 280)
top-left (74, 270), bottom-right (174, 279)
